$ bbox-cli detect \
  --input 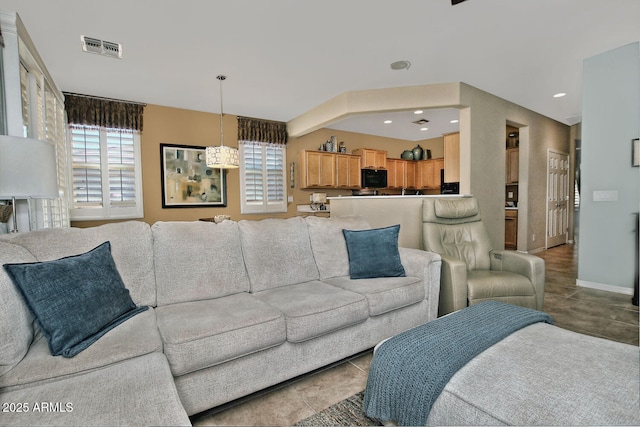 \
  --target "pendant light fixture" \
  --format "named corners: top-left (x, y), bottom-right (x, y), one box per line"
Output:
top-left (206, 75), bottom-right (239, 169)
